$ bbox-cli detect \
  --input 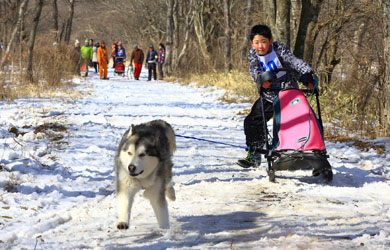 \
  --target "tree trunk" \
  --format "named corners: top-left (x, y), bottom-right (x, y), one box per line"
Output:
top-left (172, 0), bottom-right (179, 68)
top-left (193, 1), bottom-right (211, 62)
top-left (52, 0), bottom-right (59, 41)
top-left (262, 0), bottom-right (290, 46)
top-left (223, 0), bottom-right (232, 72)
top-left (64, 0), bottom-right (75, 43)
top-left (165, 0), bottom-right (174, 75)
top-left (19, 0), bottom-right (28, 75)
top-left (240, 0), bottom-right (253, 61)
top-left (382, 0), bottom-right (390, 133)
top-left (294, 0), bottom-right (323, 64)
top-left (263, 0), bottom-right (276, 28)
top-left (176, 0), bottom-right (194, 68)
top-left (275, 0), bottom-right (291, 47)
top-left (0, 0), bottom-right (29, 69)
top-left (26, 0), bottom-right (44, 83)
